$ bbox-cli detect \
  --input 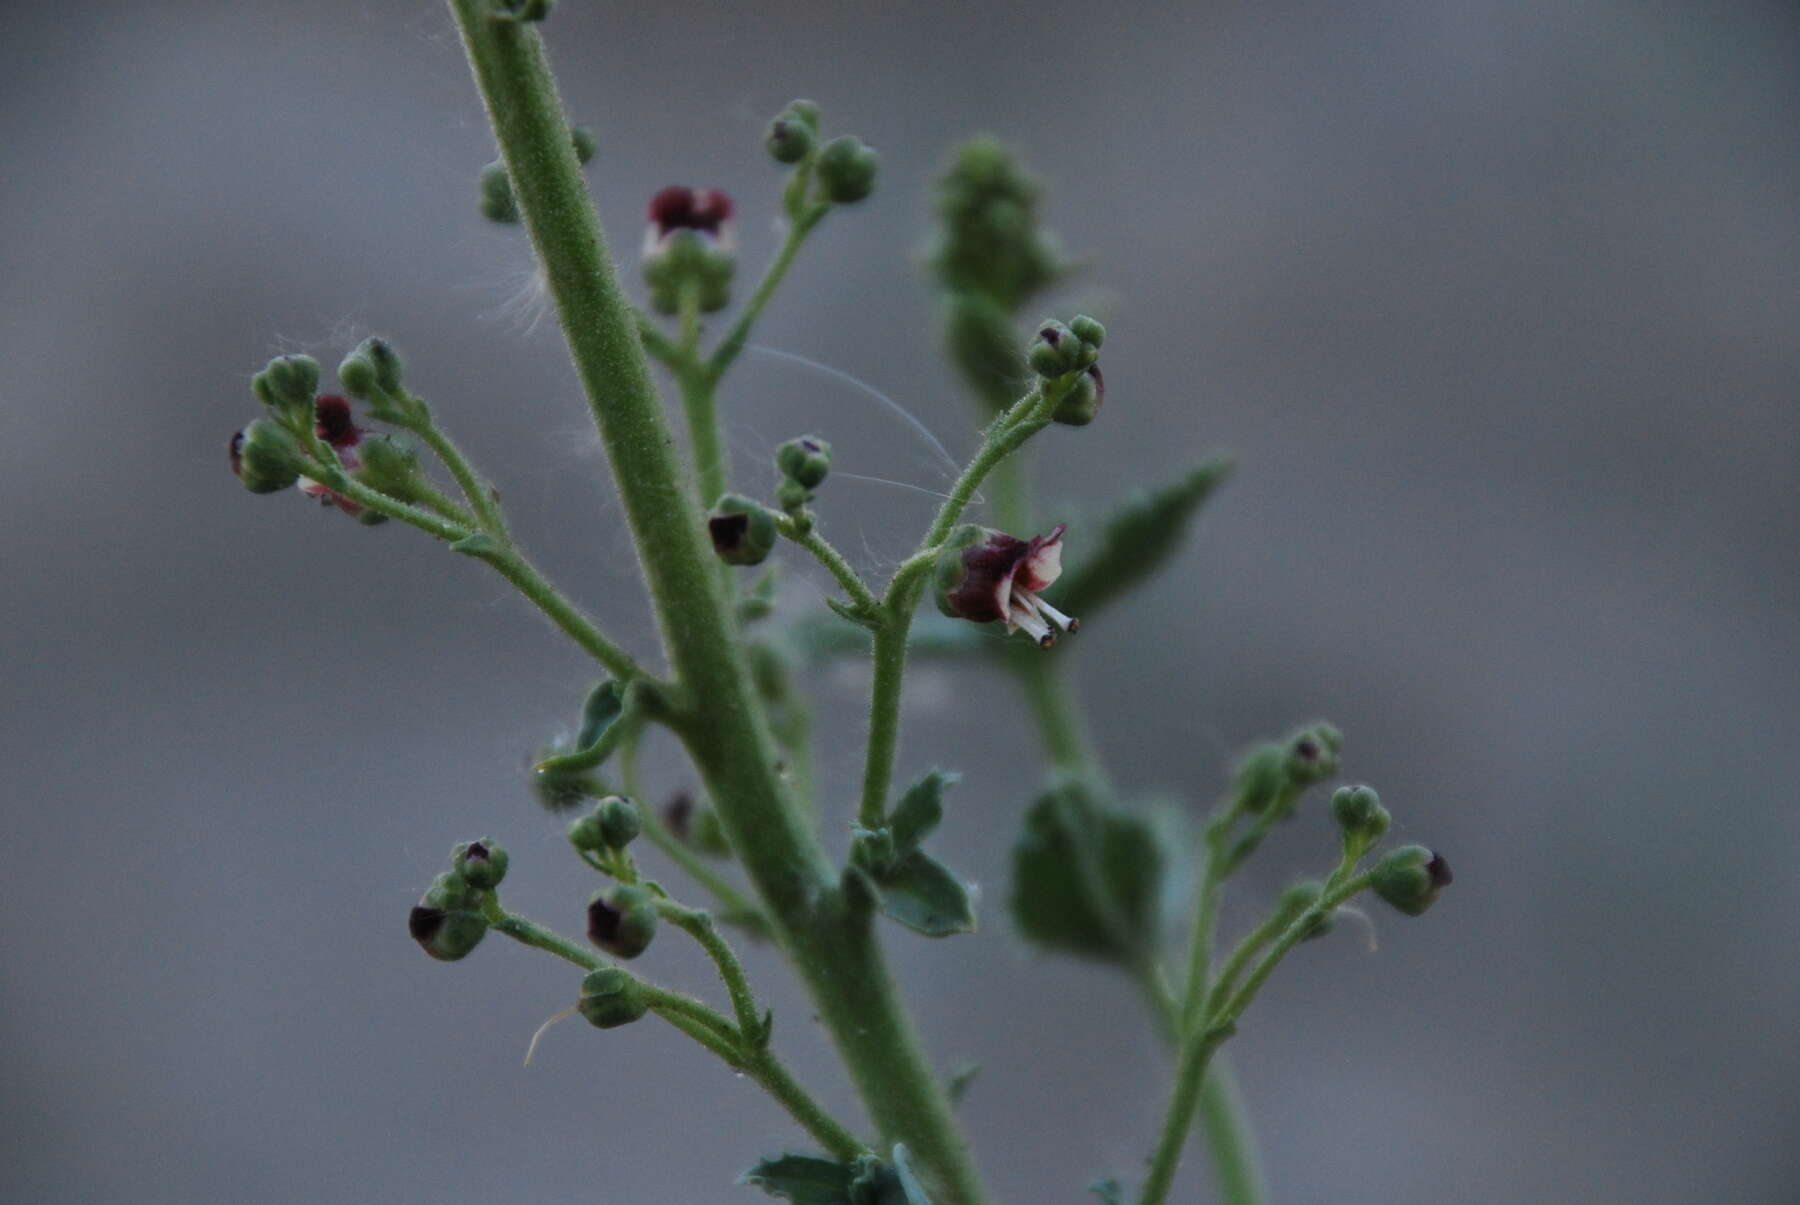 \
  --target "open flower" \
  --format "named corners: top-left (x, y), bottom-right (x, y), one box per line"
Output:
top-left (642, 186), bottom-right (736, 314)
top-left (934, 523), bottom-right (1079, 647)
top-left (297, 395), bottom-right (368, 517)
